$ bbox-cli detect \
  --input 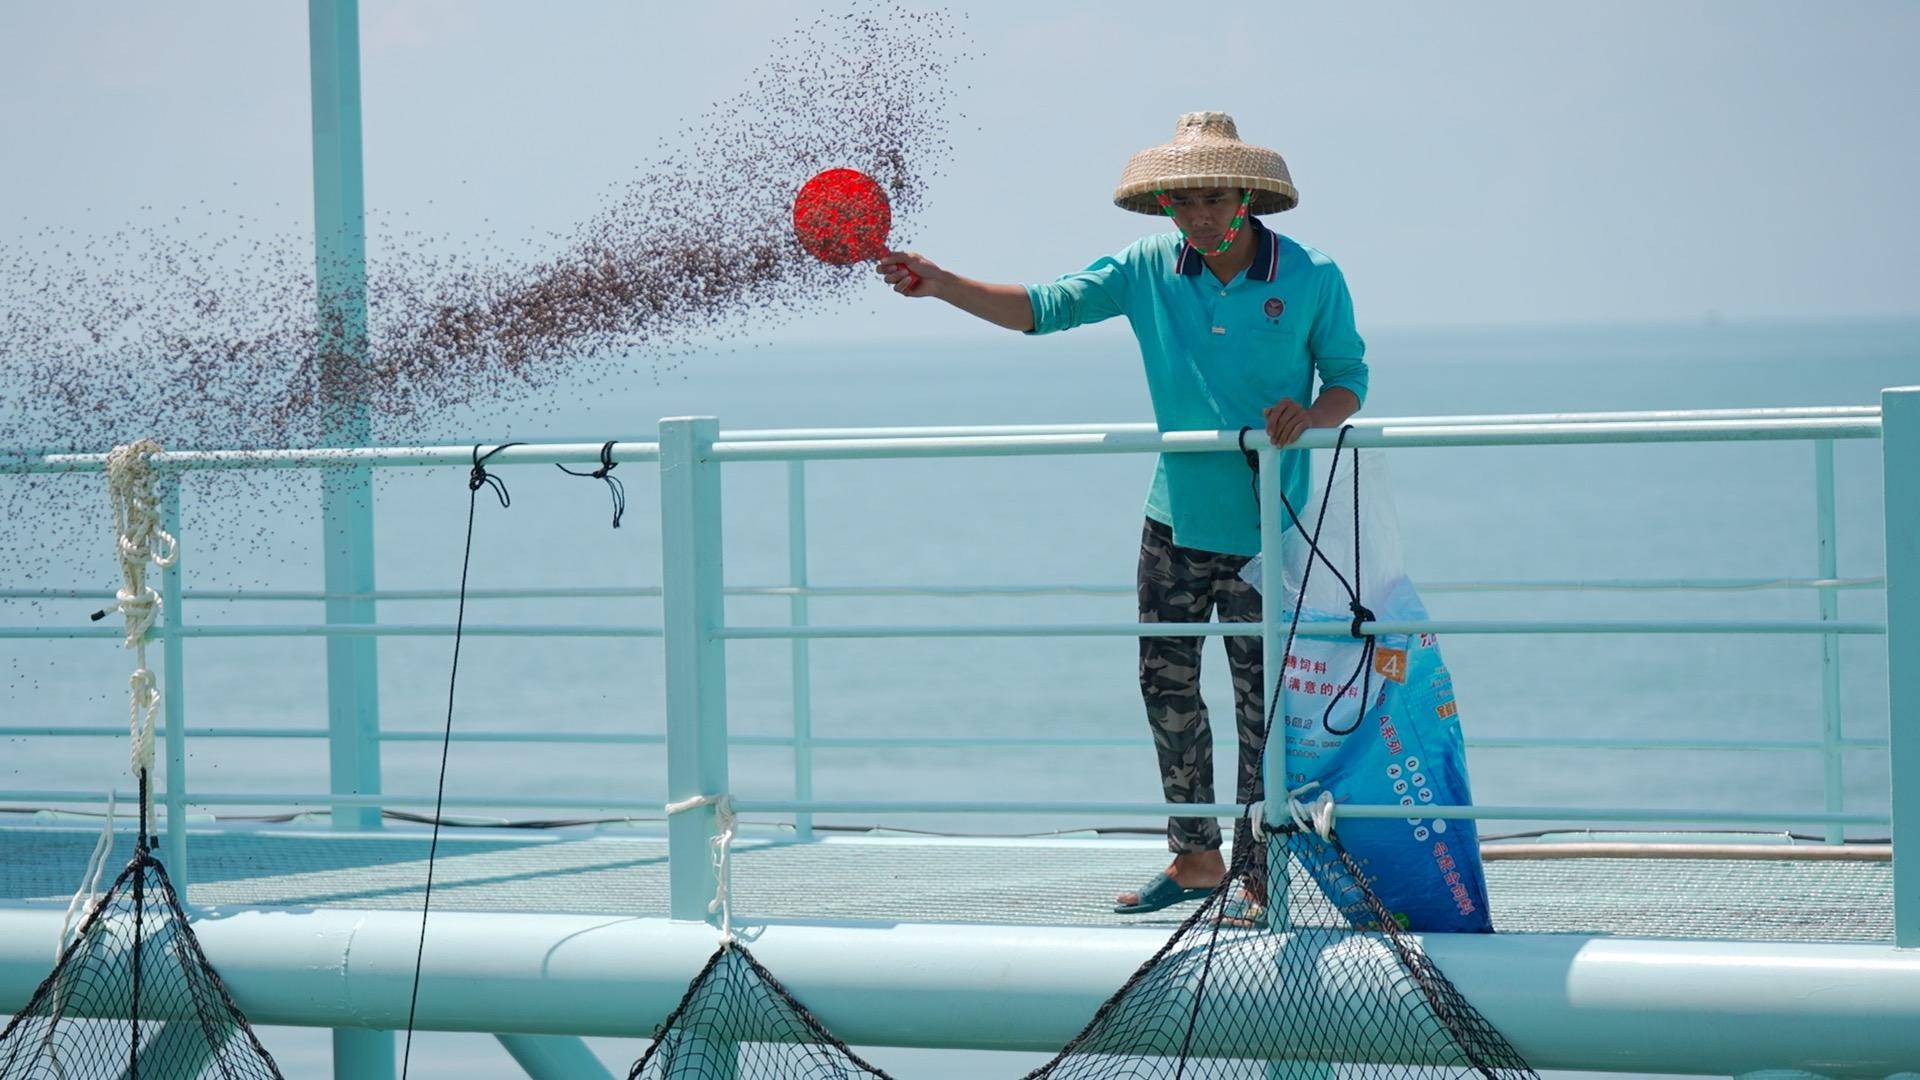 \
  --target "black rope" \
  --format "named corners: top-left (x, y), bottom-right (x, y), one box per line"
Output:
top-left (136, 767), bottom-right (151, 853)
top-left (1238, 426), bottom-right (1355, 599)
top-left (1323, 447), bottom-right (1378, 736)
top-left (400, 443), bottom-right (519, 1080)
top-left (1239, 426), bottom-right (1381, 739)
top-left (556, 439), bottom-right (626, 528)
top-left (1247, 426), bottom-right (1354, 744)
top-left (130, 806), bottom-right (145, 1078)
